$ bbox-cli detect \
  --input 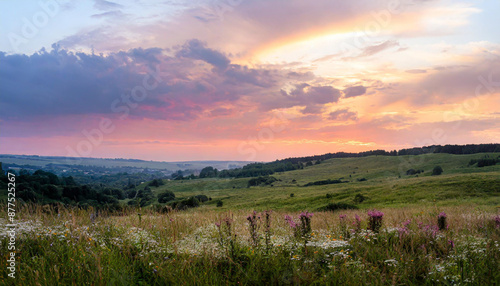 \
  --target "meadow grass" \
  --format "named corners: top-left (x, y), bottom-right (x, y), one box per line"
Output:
top-left (1, 204), bottom-right (499, 285)
top-left (145, 153), bottom-right (500, 211)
